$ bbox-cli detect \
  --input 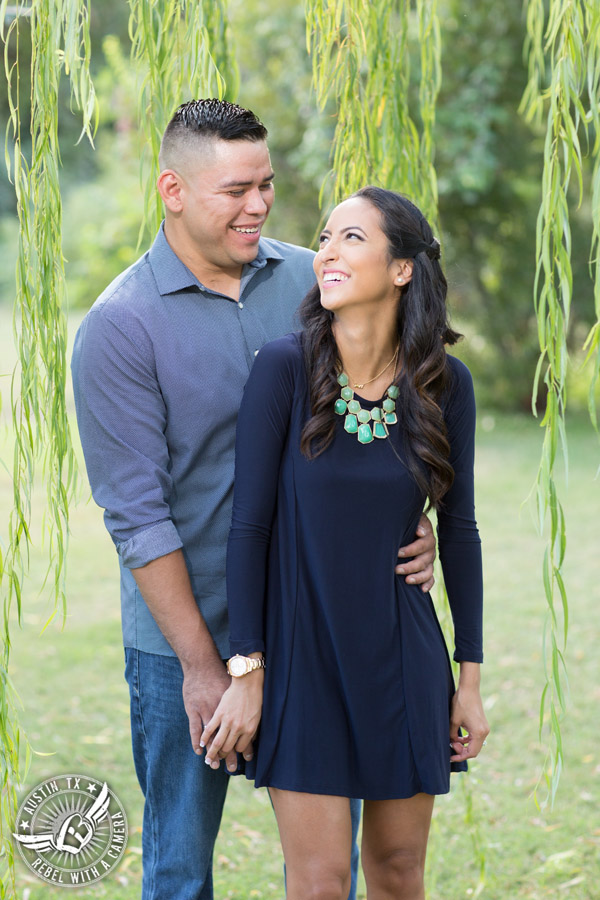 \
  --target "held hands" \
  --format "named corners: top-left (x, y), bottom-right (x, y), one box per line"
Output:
top-left (200, 670), bottom-right (264, 770)
top-left (396, 513), bottom-right (436, 592)
top-left (181, 661), bottom-right (240, 773)
top-left (449, 666), bottom-right (490, 763)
